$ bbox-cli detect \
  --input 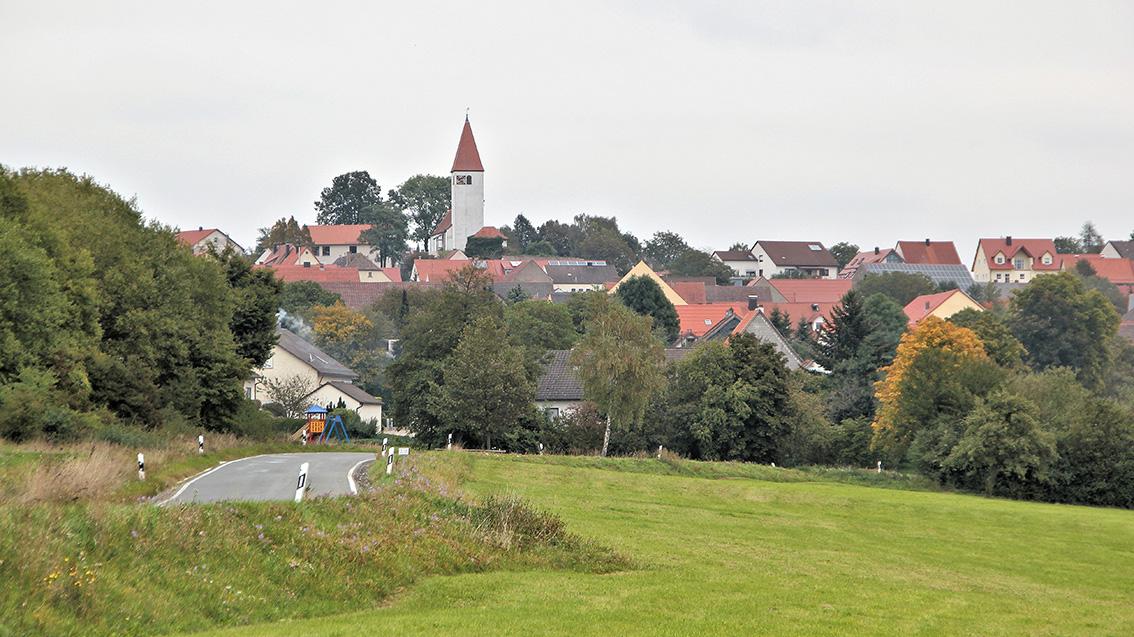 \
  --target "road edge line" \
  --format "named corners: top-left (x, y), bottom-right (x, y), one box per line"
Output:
top-left (346, 458), bottom-right (373, 495)
top-left (155, 454), bottom-right (270, 507)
